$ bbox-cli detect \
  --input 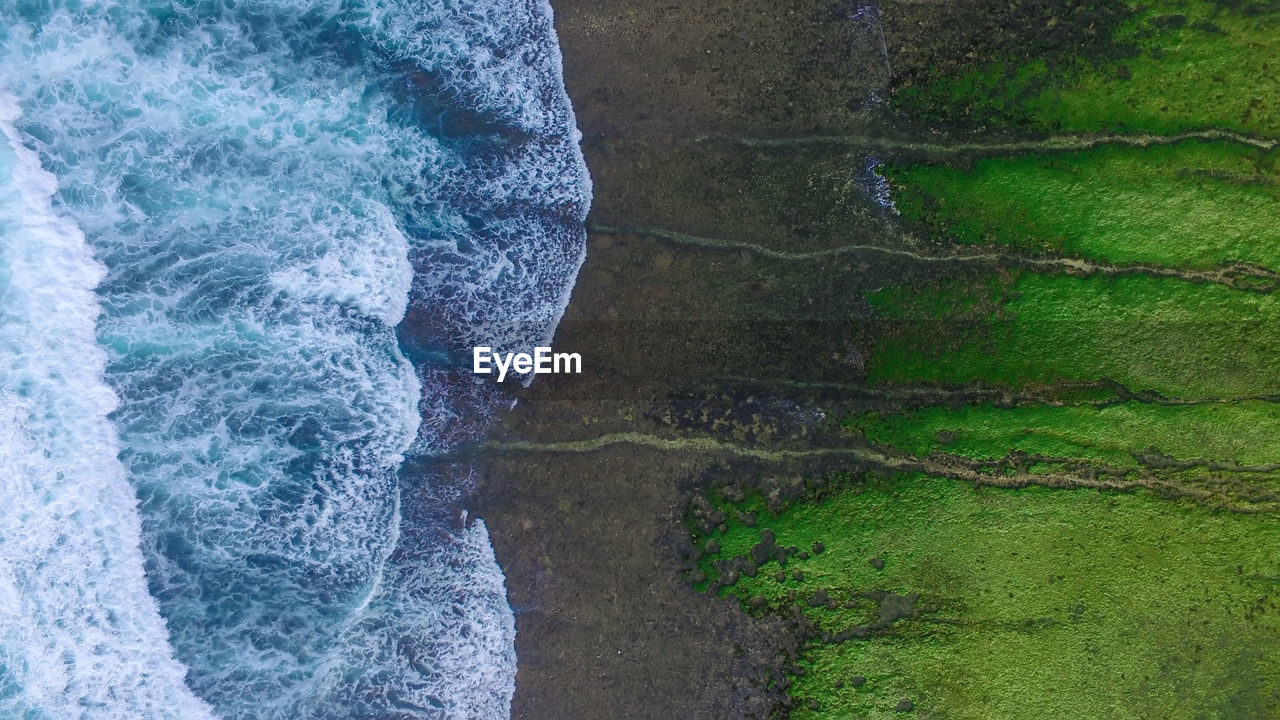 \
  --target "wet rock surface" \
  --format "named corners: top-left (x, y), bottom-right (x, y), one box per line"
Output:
top-left (472, 0), bottom-right (891, 716)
